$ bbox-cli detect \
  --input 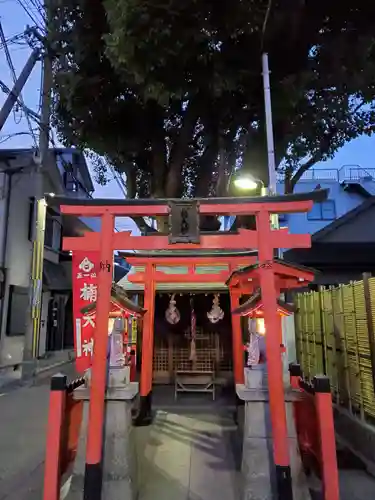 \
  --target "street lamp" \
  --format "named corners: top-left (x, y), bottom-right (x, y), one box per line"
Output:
top-left (232, 172), bottom-right (266, 195)
top-left (233, 175), bottom-right (258, 191)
